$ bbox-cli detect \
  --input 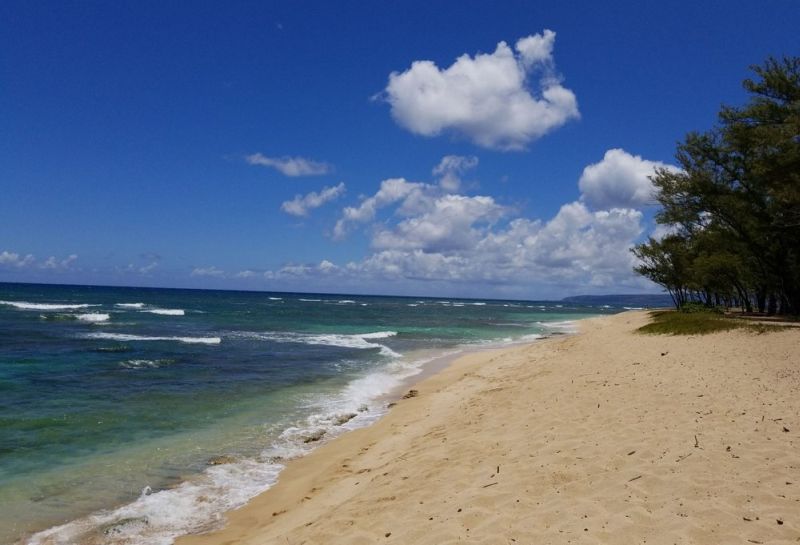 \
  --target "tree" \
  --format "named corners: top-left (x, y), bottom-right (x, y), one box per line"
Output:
top-left (637, 56), bottom-right (800, 315)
